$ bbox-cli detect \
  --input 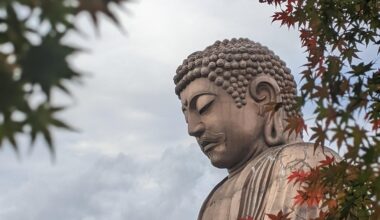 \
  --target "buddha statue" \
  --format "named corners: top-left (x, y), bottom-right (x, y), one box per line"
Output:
top-left (174, 38), bottom-right (339, 220)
